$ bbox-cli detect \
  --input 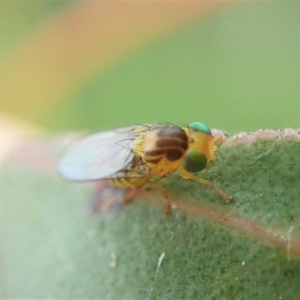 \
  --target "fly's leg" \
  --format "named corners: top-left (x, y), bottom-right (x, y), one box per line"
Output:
top-left (92, 182), bottom-right (134, 214)
top-left (180, 169), bottom-right (231, 202)
top-left (212, 130), bottom-right (227, 147)
top-left (163, 195), bottom-right (172, 215)
top-left (121, 184), bottom-right (171, 214)
top-left (191, 175), bottom-right (231, 202)
top-left (121, 188), bottom-right (139, 205)
top-left (116, 177), bottom-right (150, 206)
top-left (145, 182), bottom-right (172, 215)
top-left (119, 183), bottom-right (171, 214)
